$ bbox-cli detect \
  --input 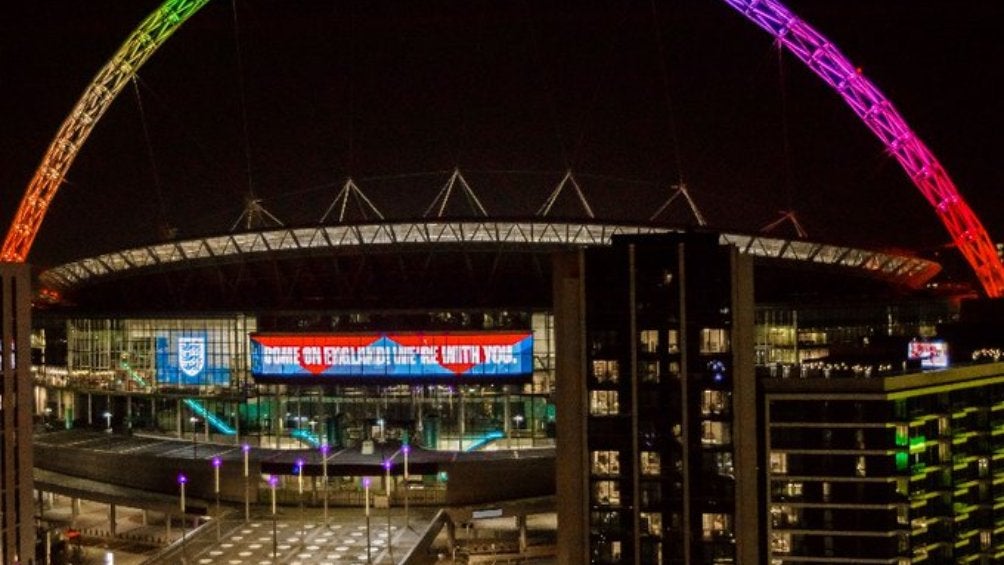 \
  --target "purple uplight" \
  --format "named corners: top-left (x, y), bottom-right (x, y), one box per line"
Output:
top-left (402, 445), bottom-right (411, 455)
top-left (320, 444), bottom-right (330, 455)
top-left (177, 473), bottom-right (187, 485)
top-left (384, 460), bottom-right (392, 471)
top-left (268, 474), bottom-right (279, 487)
top-left (363, 477), bottom-right (371, 488)
top-left (242, 443), bottom-right (251, 453)
top-left (212, 456), bottom-right (222, 468)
